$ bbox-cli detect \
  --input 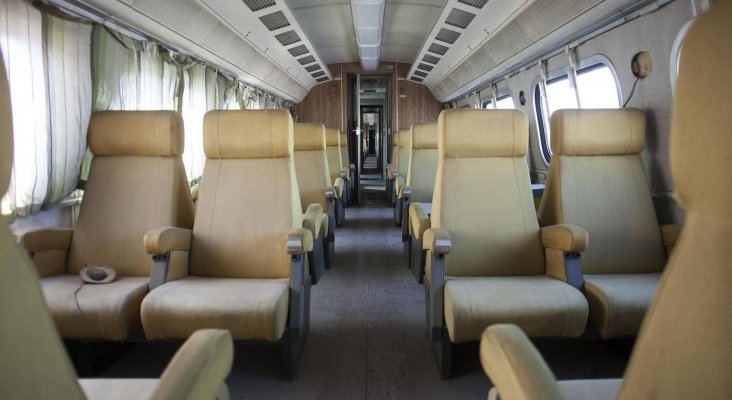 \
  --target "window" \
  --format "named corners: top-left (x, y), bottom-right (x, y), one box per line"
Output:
top-left (483, 93), bottom-right (516, 109)
top-left (535, 62), bottom-right (620, 163)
